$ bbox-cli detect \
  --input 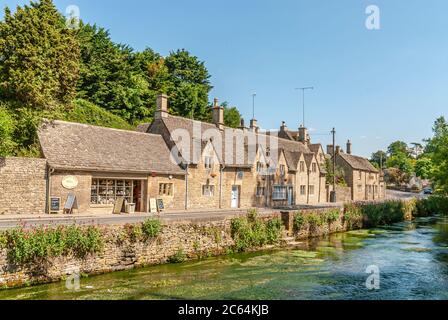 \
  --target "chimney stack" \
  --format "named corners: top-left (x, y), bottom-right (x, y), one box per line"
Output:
top-left (212, 98), bottom-right (224, 130)
top-left (327, 145), bottom-right (334, 155)
top-left (238, 118), bottom-right (247, 131)
top-left (250, 119), bottom-right (259, 133)
top-left (280, 121), bottom-right (287, 132)
top-left (155, 94), bottom-right (169, 119)
top-left (298, 125), bottom-right (309, 144)
top-left (336, 145), bottom-right (341, 154)
top-left (346, 140), bottom-right (352, 155)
